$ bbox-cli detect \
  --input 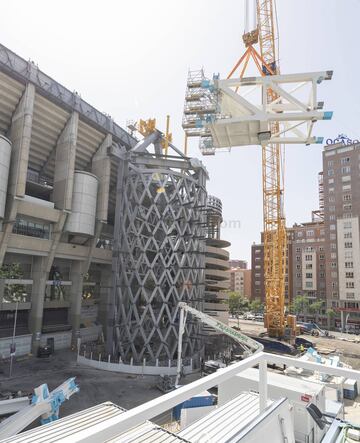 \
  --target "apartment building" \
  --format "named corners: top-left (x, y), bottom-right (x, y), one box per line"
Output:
top-left (290, 217), bottom-right (328, 325)
top-left (322, 140), bottom-right (360, 329)
top-left (228, 259), bottom-right (247, 269)
top-left (229, 267), bottom-right (251, 298)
